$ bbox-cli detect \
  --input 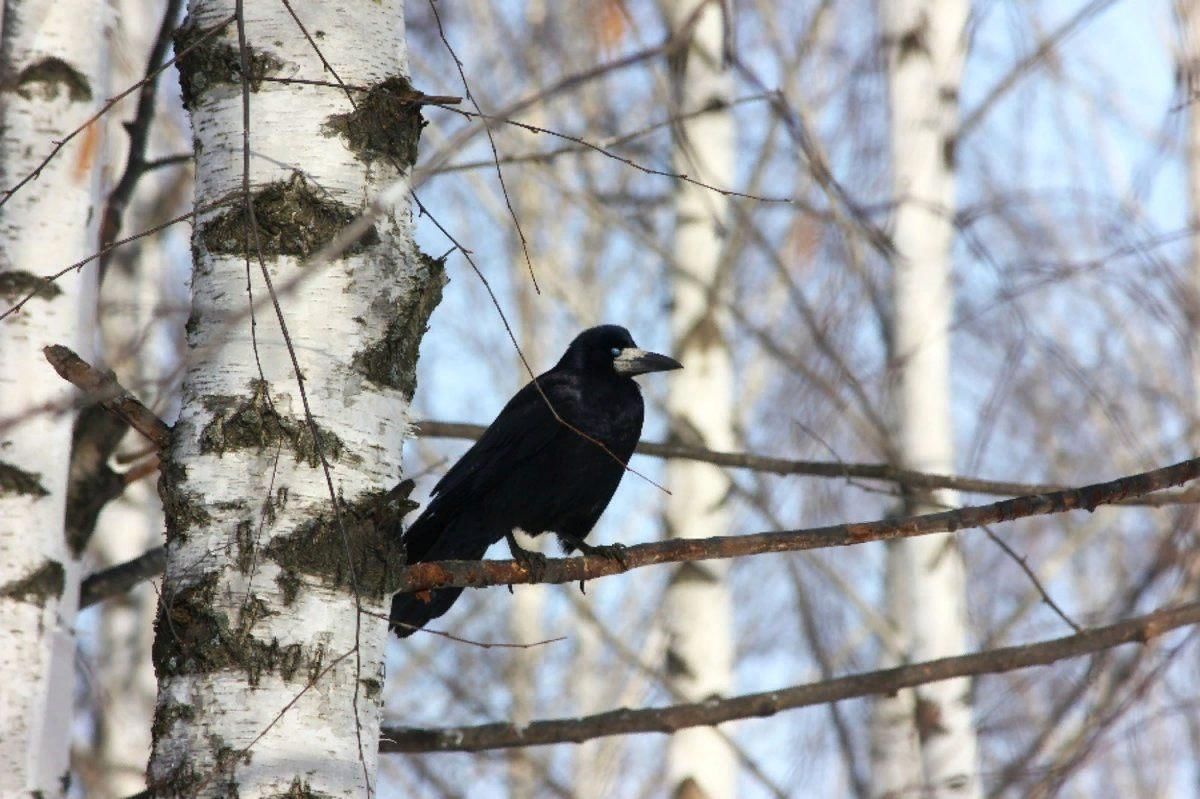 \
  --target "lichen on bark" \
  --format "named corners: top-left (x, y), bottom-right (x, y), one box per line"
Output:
top-left (0, 270), bottom-right (62, 302)
top-left (8, 57), bottom-right (92, 102)
top-left (0, 560), bottom-right (65, 605)
top-left (264, 480), bottom-right (416, 601)
top-left (352, 251), bottom-right (447, 397)
top-left (173, 18), bottom-right (284, 109)
top-left (151, 571), bottom-right (322, 685)
top-left (197, 173), bottom-right (380, 259)
top-left (158, 458), bottom-right (212, 544)
top-left (198, 379), bottom-right (345, 467)
top-left (0, 460), bottom-right (49, 497)
top-left (150, 698), bottom-right (196, 743)
top-left (322, 75), bottom-right (426, 167)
